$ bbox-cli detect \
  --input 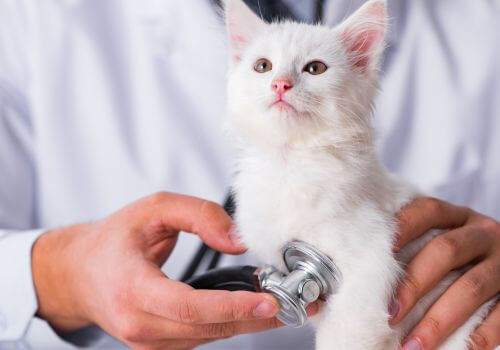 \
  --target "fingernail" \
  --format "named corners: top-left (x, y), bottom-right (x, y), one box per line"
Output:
top-left (253, 299), bottom-right (279, 318)
top-left (389, 298), bottom-right (400, 320)
top-left (392, 235), bottom-right (401, 253)
top-left (401, 338), bottom-right (421, 350)
top-left (228, 226), bottom-right (245, 247)
top-left (305, 302), bottom-right (320, 316)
